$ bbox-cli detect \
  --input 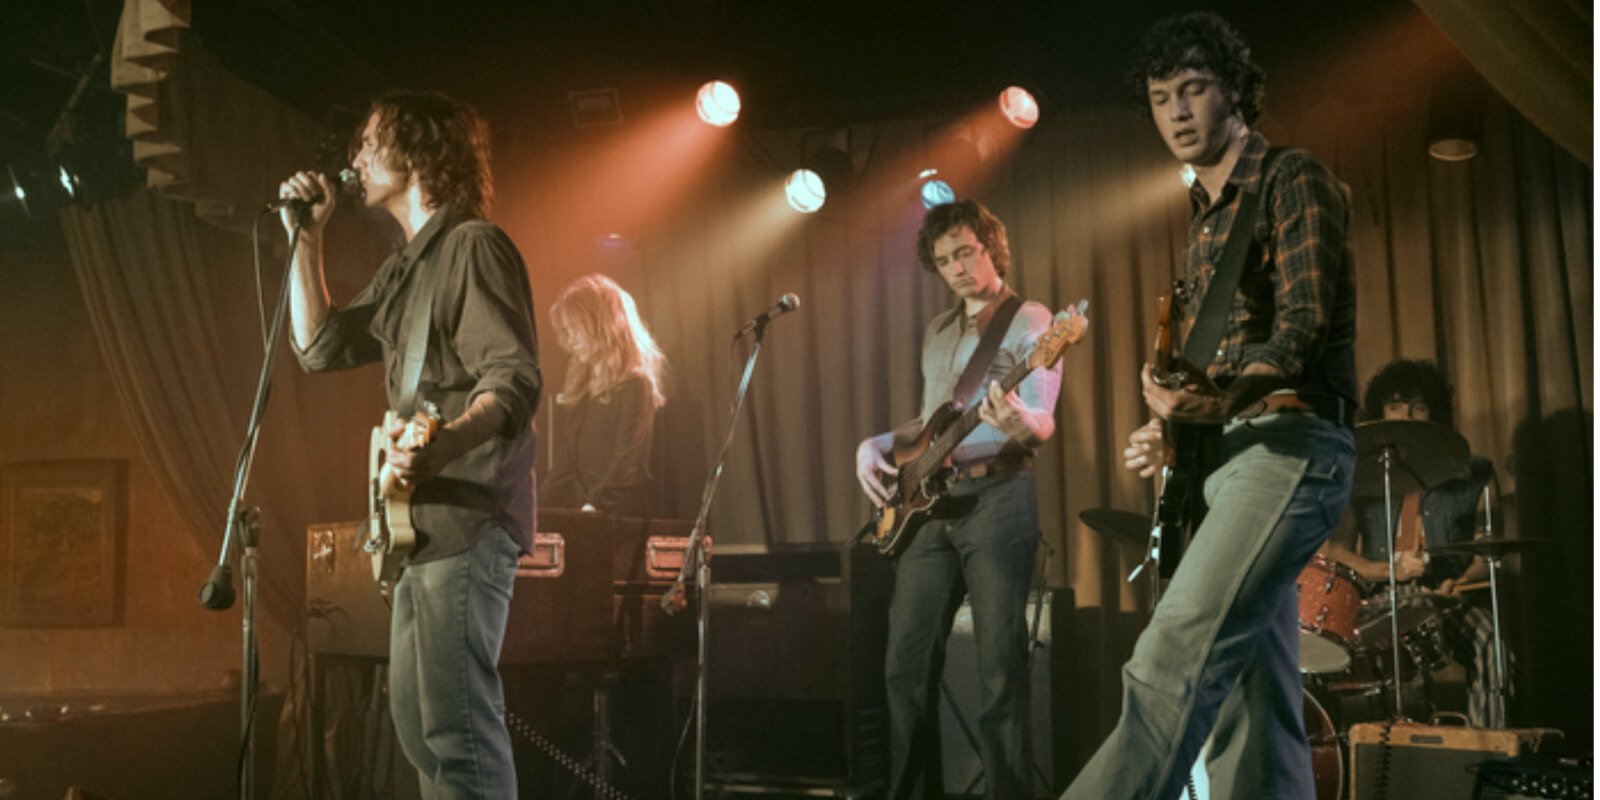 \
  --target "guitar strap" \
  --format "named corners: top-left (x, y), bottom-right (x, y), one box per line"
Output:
top-left (394, 219), bottom-right (459, 417)
top-left (951, 293), bottom-right (1023, 409)
top-left (1182, 147), bottom-right (1286, 369)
